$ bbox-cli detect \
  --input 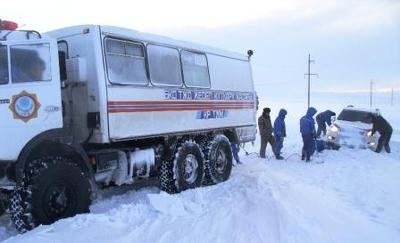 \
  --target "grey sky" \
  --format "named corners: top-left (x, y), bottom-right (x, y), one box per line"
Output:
top-left (160, 0), bottom-right (400, 95)
top-left (2, 0), bottom-right (399, 95)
